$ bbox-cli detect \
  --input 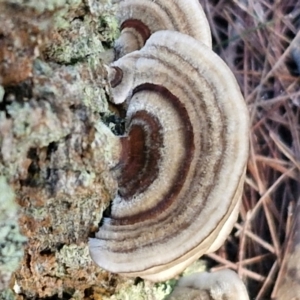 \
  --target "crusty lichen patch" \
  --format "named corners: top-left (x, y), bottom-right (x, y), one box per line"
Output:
top-left (44, 0), bottom-right (119, 64)
top-left (102, 279), bottom-right (174, 300)
top-left (7, 56), bottom-right (120, 296)
top-left (12, 243), bottom-right (116, 299)
top-left (0, 177), bottom-right (27, 291)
